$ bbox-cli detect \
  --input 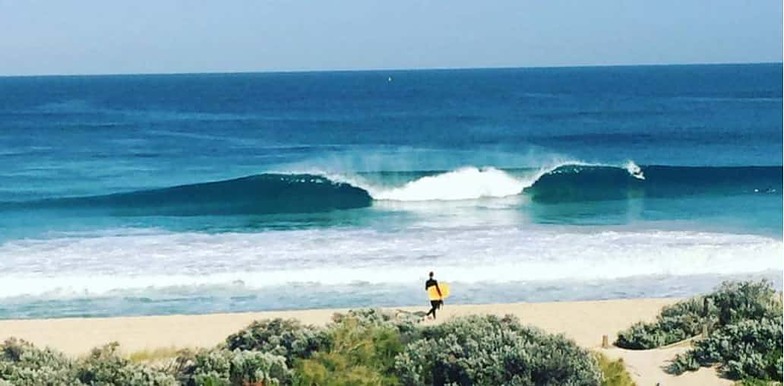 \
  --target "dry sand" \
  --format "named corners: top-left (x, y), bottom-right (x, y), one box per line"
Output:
top-left (0, 298), bottom-right (730, 385)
